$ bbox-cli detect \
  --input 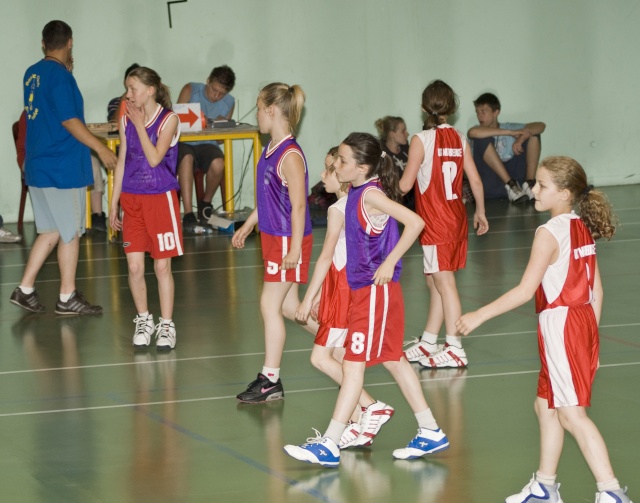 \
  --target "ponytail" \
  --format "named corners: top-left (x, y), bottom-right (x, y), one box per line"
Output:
top-left (259, 82), bottom-right (305, 134)
top-left (420, 80), bottom-right (458, 131)
top-left (541, 156), bottom-right (617, 240)
top-left (341, 132), bottom-right (403, 202)
top-left (127, 66), bottom-right (172, 109)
